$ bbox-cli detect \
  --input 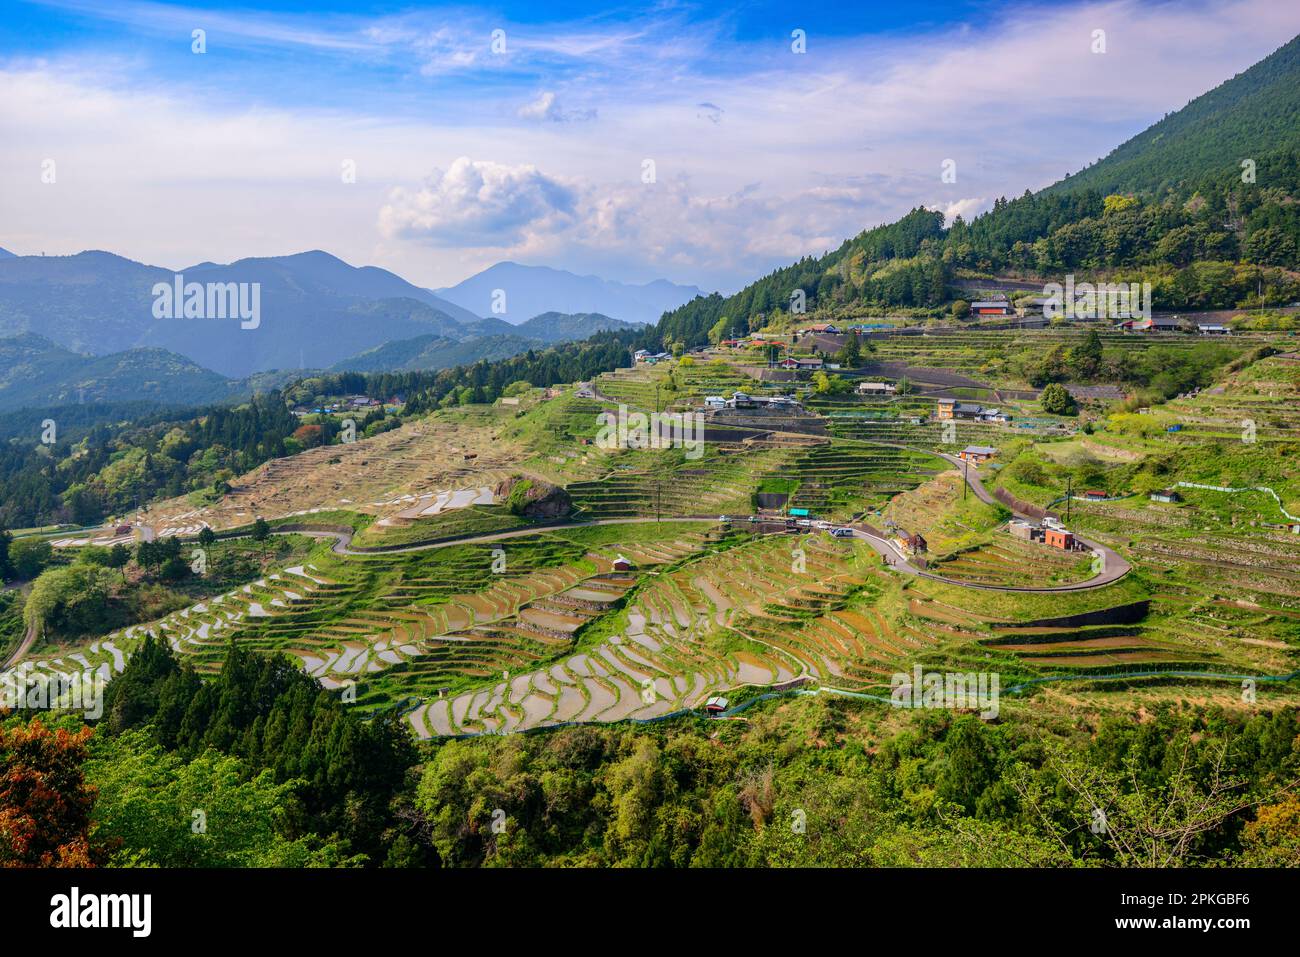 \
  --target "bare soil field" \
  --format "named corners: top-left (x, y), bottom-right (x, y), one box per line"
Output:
top-left (140, 413), bottom-right (527, 532)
